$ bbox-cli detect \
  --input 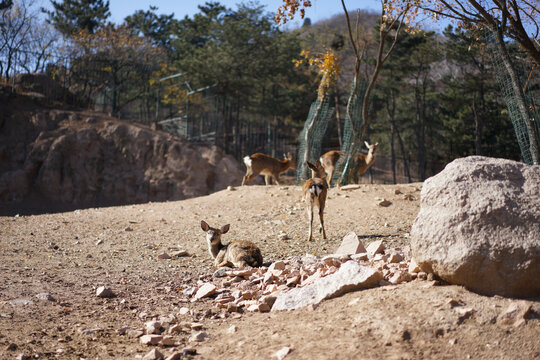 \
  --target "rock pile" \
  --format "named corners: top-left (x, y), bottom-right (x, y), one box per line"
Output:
top-left (182, 235), bottom-right (421, 313)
